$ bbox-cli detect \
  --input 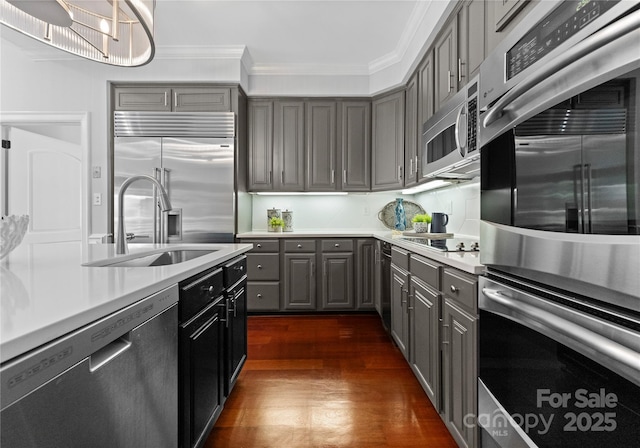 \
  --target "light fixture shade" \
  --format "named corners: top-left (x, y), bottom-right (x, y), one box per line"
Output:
top-left (1, 0), bottom-right (155, 67)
